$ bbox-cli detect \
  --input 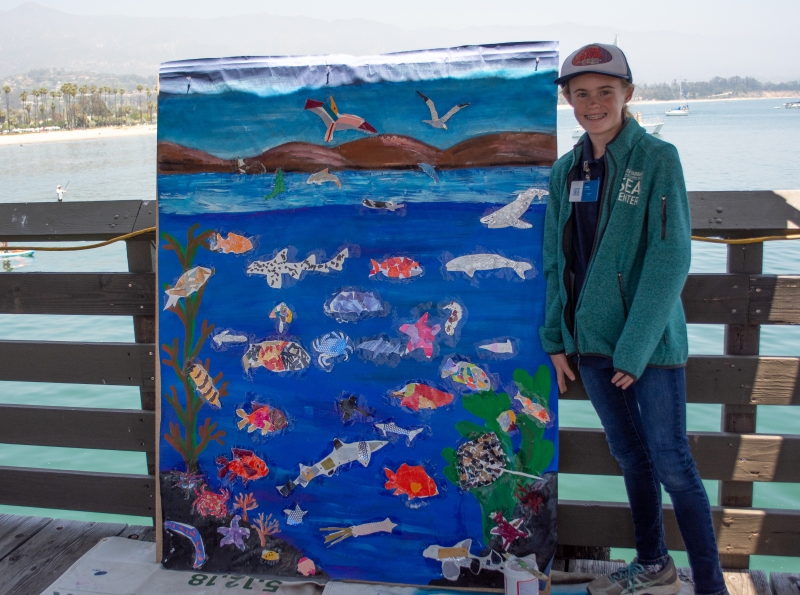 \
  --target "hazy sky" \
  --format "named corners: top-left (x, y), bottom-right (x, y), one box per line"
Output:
top-left (1, 0), bottom-right (796, 36)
